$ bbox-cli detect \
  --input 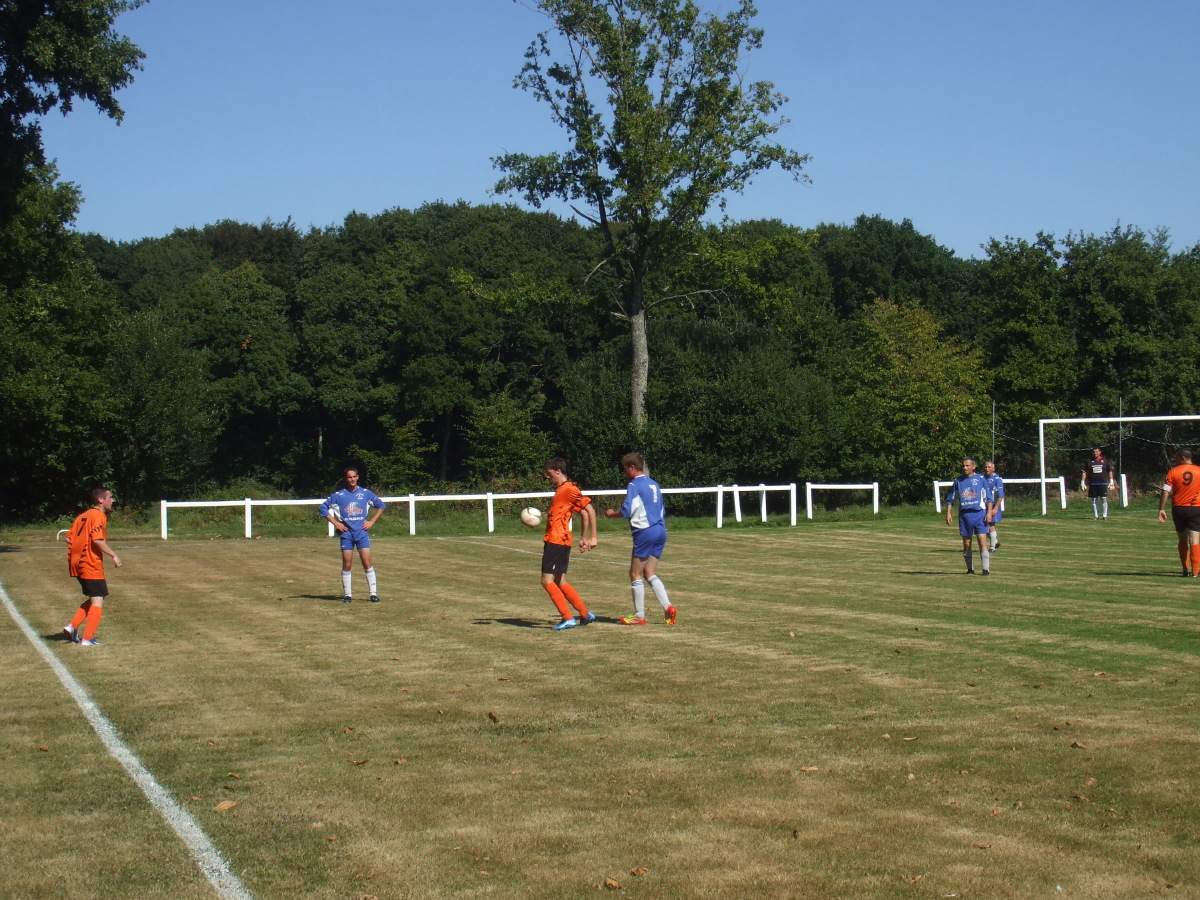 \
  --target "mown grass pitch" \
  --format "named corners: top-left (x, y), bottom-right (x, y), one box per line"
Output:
top-left (2, 506), bottom-right (1198, 898)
